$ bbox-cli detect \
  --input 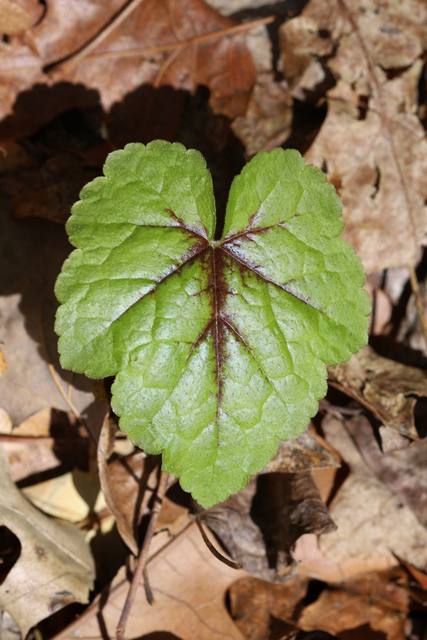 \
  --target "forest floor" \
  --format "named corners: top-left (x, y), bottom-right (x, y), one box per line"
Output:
top-left (1, 0), bottom-right (427, 639)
